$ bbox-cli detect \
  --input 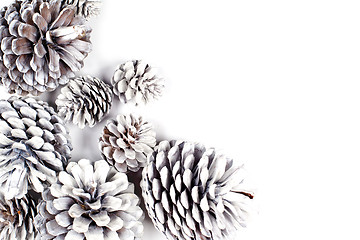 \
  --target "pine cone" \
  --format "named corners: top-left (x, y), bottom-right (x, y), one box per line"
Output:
top-left (62, 0), bottom-right (102, 19)
top-left (0, 0), bottom-right (92, 96)
top-left (56, 75), bottom-right (112, 129)
top-left (34, 159), bottom-right (144, 240)
top-left (141, 140), bottom-right (254, 240)
top-left (99, 114), bottom-right (156, 173)
top-left (0, 96), bottom-right (72, 200)
top-left (0, 191), bottom-right (36, 240)
top-left (111, 60), bottom-right (164, 105)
